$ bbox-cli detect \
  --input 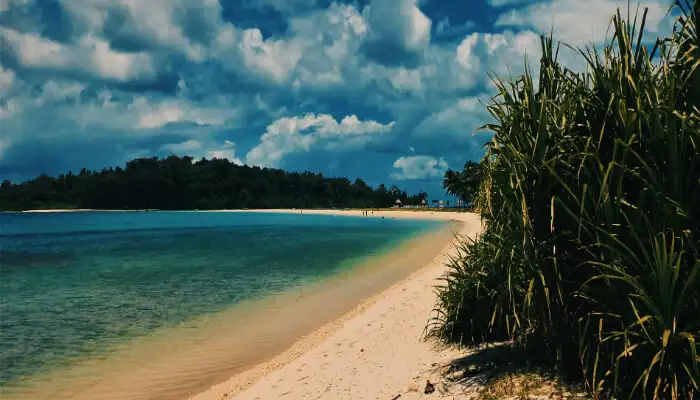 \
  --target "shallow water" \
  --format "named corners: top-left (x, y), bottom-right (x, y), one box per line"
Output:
top-left (0, 211), bottom-right (446, 398)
